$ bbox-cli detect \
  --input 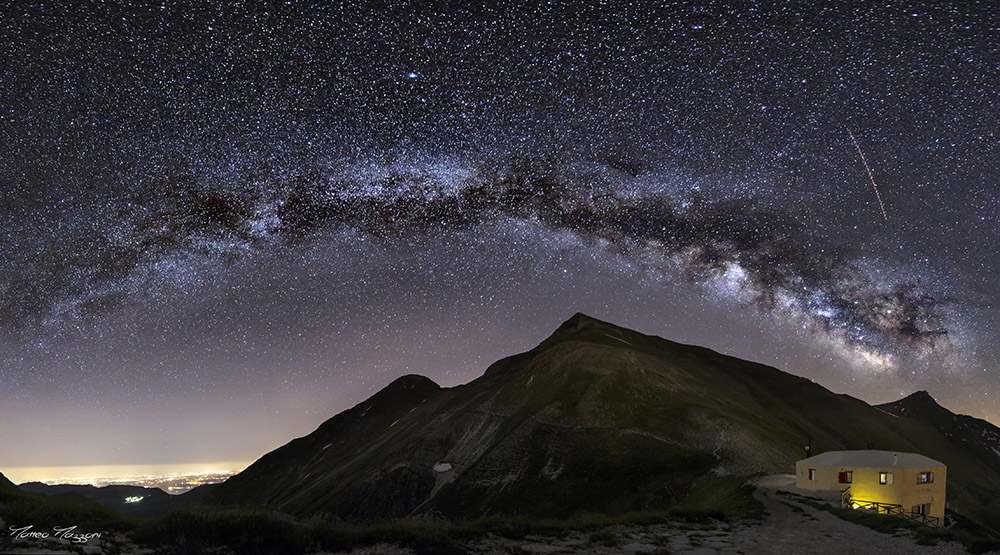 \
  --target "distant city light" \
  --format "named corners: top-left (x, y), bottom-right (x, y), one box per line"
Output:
top-left (19, 469), bottom-right (241, 495)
